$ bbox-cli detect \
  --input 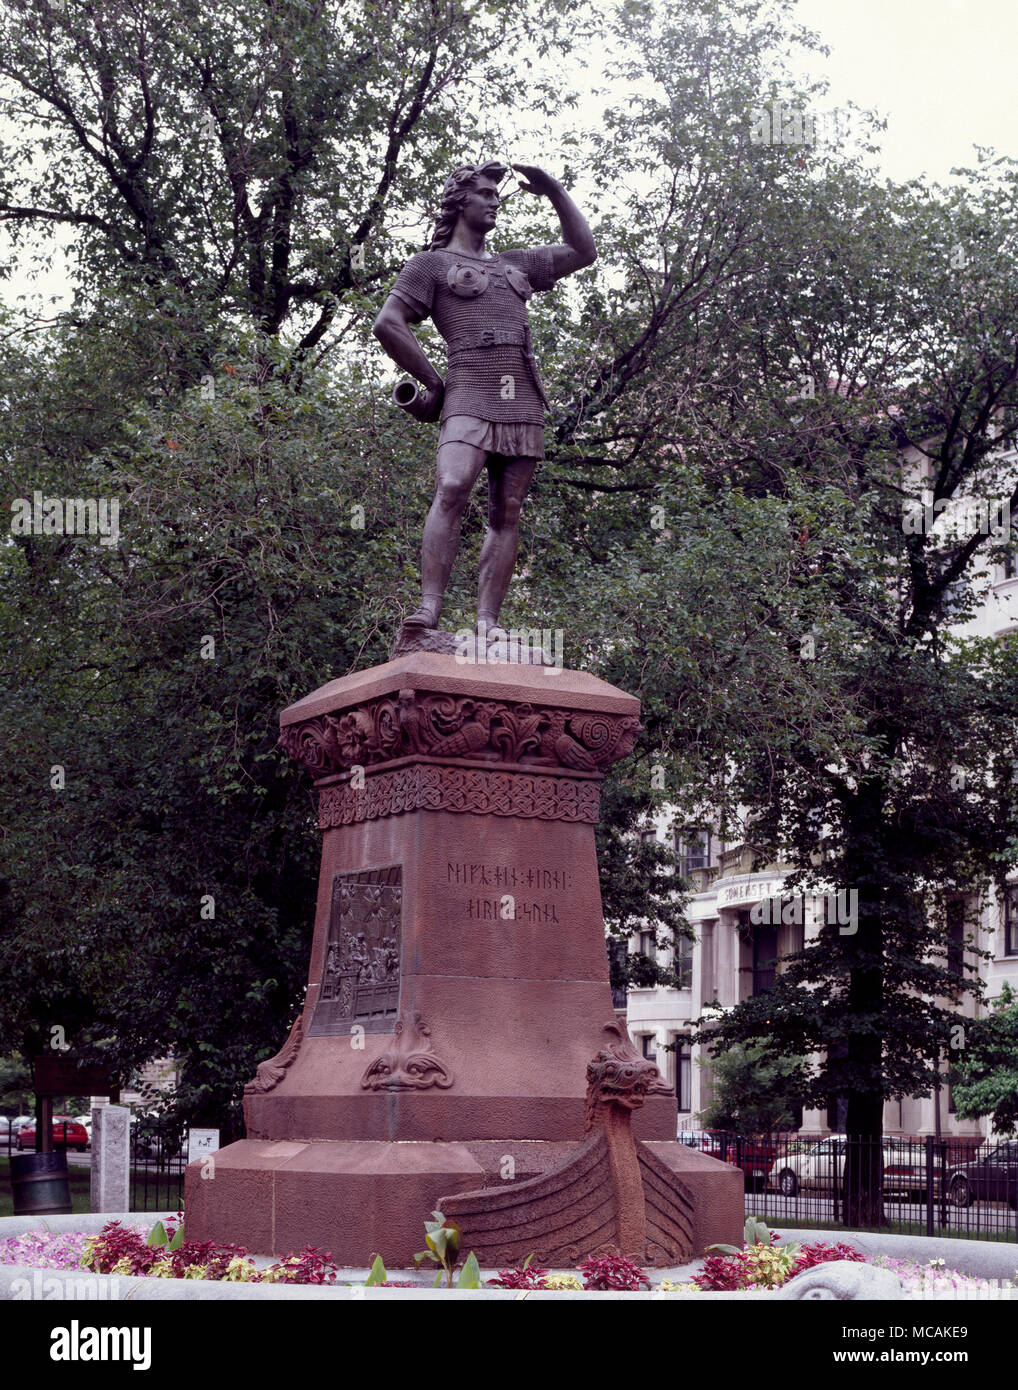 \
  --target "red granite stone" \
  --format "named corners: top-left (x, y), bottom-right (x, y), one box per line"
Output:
top-left (185, 654), bottom-right (742, 1264)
